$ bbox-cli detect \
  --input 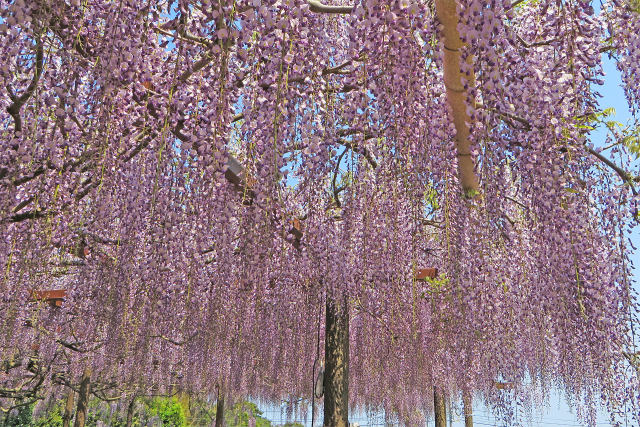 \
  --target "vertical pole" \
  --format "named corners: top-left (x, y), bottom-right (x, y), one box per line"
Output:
top-left (434, 0), bottom-right (480, 196)
top-left (323, 295), bottom-right (349, 427)
top-left (215, 389), bottom-right (224, 427)
top-left (73, 367), bottom-right (91, 427)
top-left (434, 387), bottom-right (447, 427)
top-left (463, 391), bottom-right (473, 427)
top-left (125, 395), bottom-right (137, 427)
top-left (62, 391), bottom-right (75, 427)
